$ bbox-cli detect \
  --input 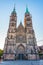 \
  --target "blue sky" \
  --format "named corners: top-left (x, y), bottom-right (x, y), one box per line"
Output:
top-left (0, 0), bottom-right (43, 49)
